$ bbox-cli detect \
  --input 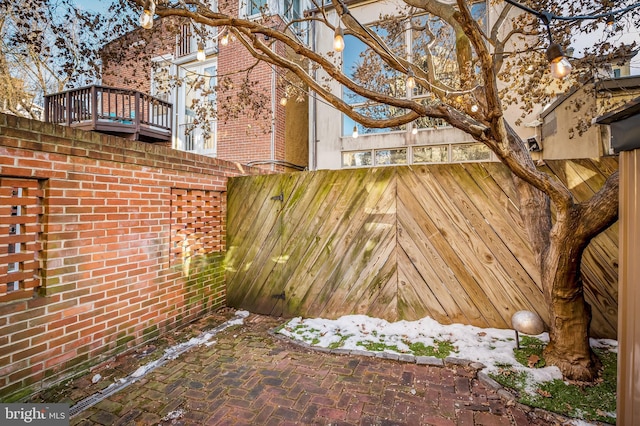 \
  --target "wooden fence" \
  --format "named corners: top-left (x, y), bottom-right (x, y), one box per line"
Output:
top-left (225, 159), bottom-right (618, 338)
